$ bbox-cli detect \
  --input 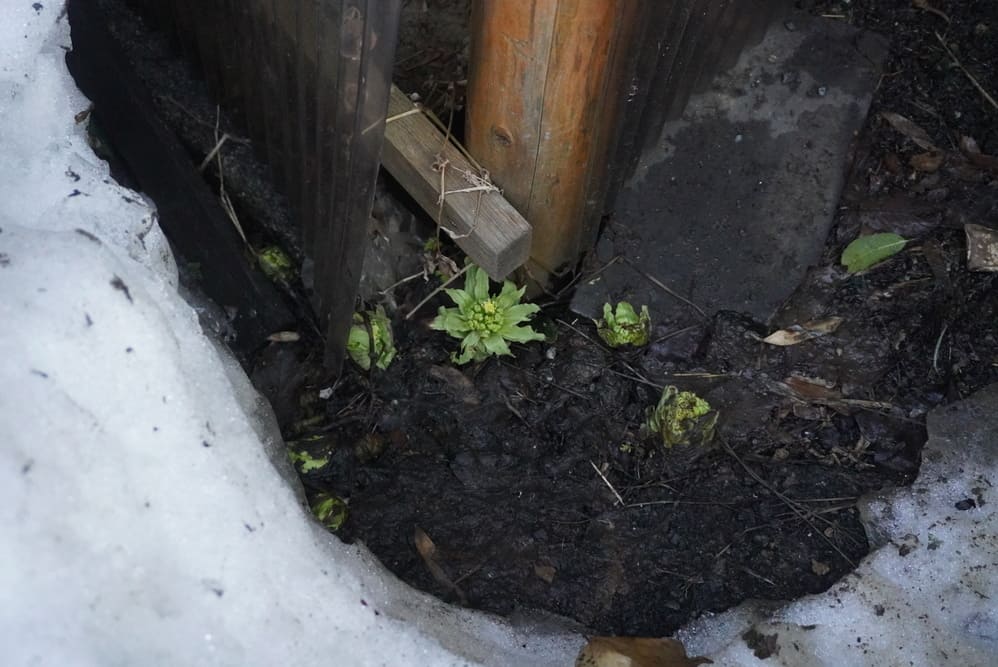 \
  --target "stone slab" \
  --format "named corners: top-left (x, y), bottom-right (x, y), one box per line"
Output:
top-left (573, 12), bottom-right (888, 324)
